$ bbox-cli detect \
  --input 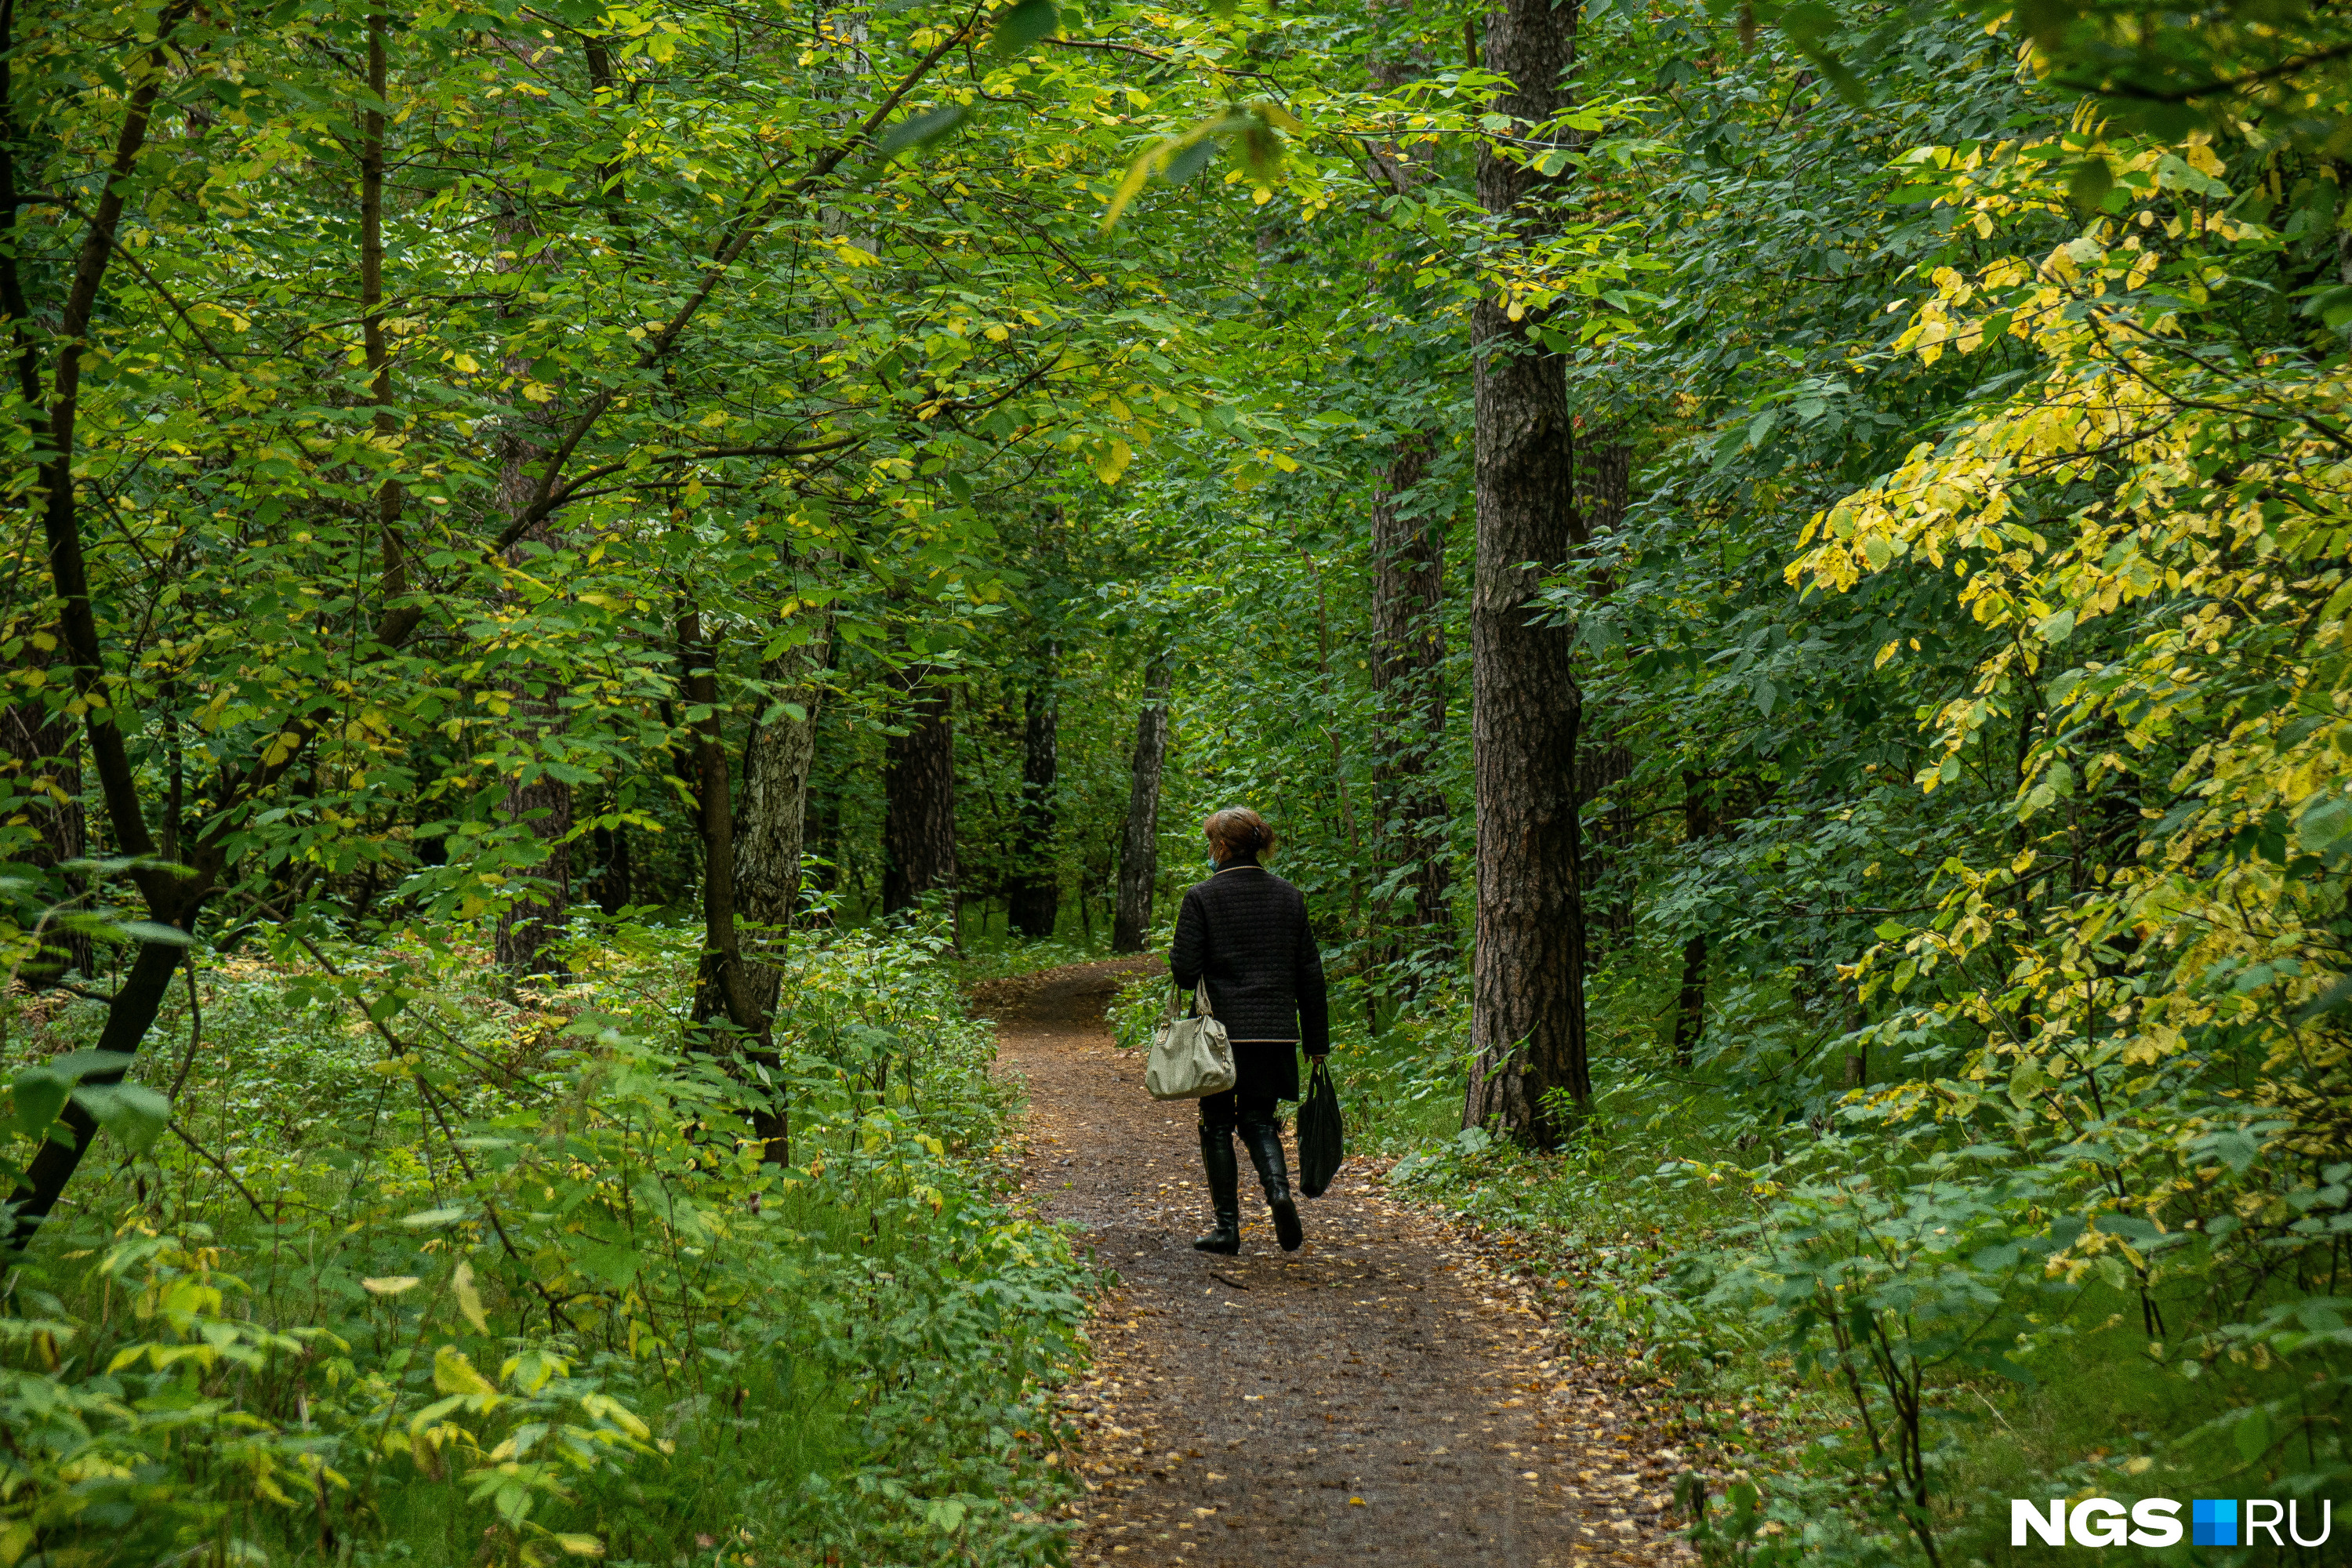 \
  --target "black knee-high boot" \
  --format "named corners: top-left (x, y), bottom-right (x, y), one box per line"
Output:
top-left (1238, 1116), bottom-right (1303, 1252)
top-left (1194, 1122), bottom-right (1241, 1254)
